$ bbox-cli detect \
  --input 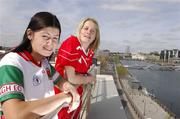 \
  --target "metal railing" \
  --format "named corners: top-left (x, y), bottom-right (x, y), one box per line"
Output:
top-left (73, 83), bottom-right (95, 119)
top-left (71, 65), bottom-right (97, 119)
